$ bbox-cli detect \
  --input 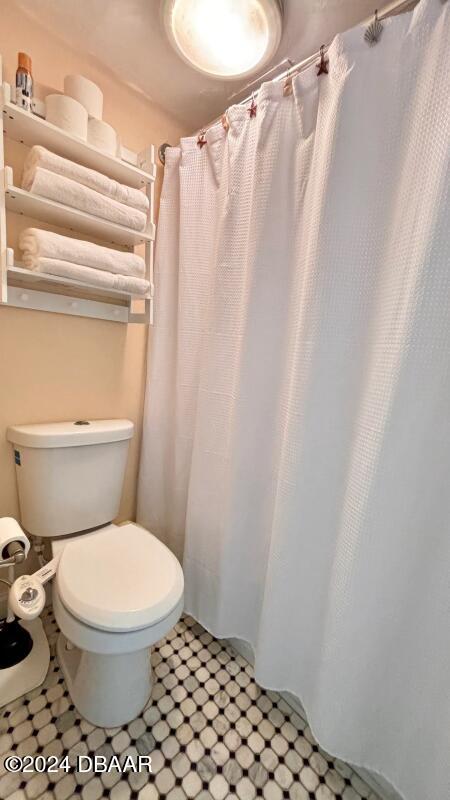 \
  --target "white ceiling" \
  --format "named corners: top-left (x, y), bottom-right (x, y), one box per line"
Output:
top-left (14, 0), bottom-right (377, 131)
